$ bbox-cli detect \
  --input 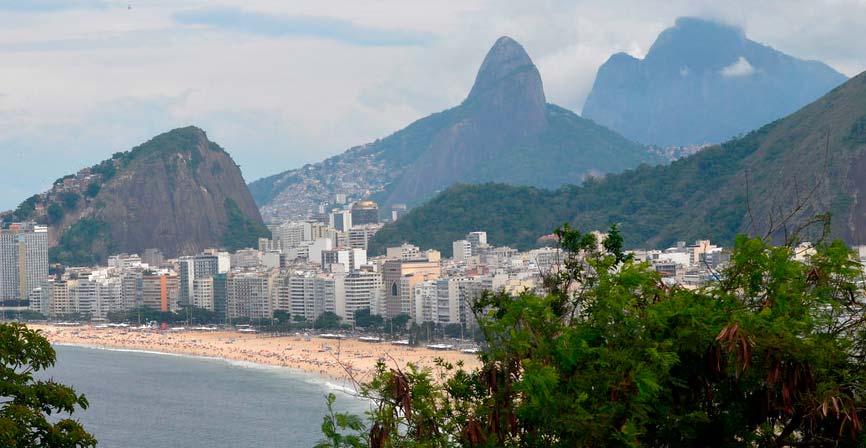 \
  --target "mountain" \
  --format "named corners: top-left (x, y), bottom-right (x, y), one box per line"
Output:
top-left (2, 127), bottom-right (268, 265)
top-left (370, 70), bottom-right (866, 255)
top-left (582, 17), bottom-right (847, 147)
top-left (251, 36), bottom-right (661, 221)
